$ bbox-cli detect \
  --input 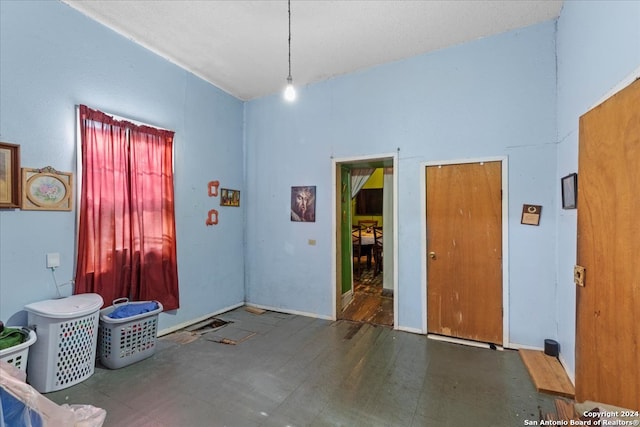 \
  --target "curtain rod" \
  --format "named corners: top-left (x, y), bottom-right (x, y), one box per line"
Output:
top-left (76, 104), bottom-right (172, 132)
